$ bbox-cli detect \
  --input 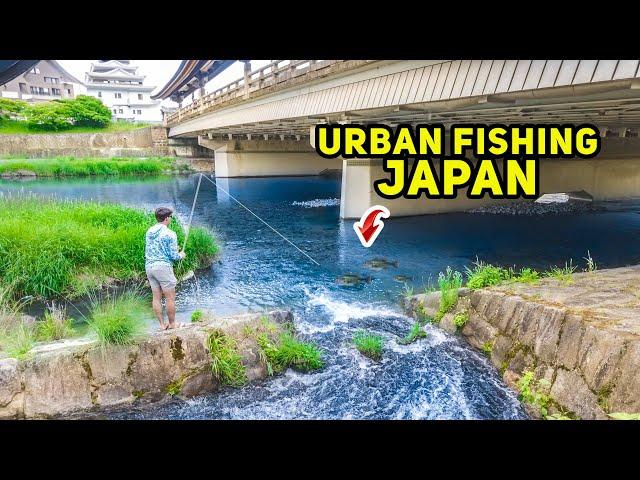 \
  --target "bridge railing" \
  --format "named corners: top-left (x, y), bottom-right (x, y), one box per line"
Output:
top-left (166, 60), bottom-right (343, 125)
